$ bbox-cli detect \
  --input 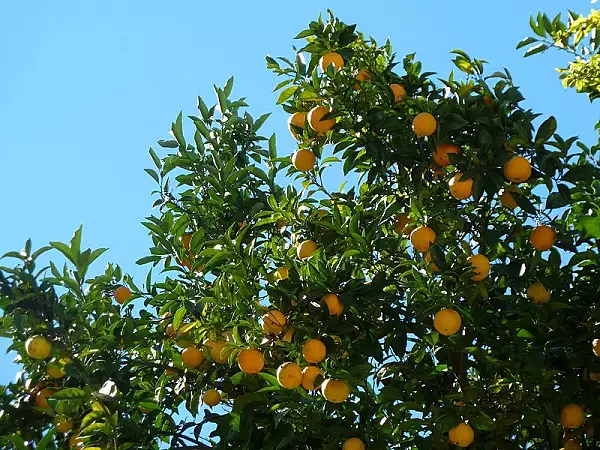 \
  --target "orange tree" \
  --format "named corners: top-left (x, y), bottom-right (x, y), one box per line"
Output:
top-left (2, 11), bottom-right (600, 450)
